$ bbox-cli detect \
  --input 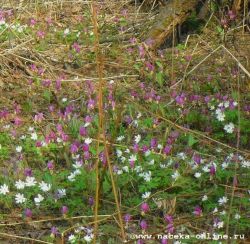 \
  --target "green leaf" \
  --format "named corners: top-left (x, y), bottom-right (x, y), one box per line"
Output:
top-left (188, 134), bottom-right (198, 147)
top-left (156, 72), bottom-right (164, 87)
